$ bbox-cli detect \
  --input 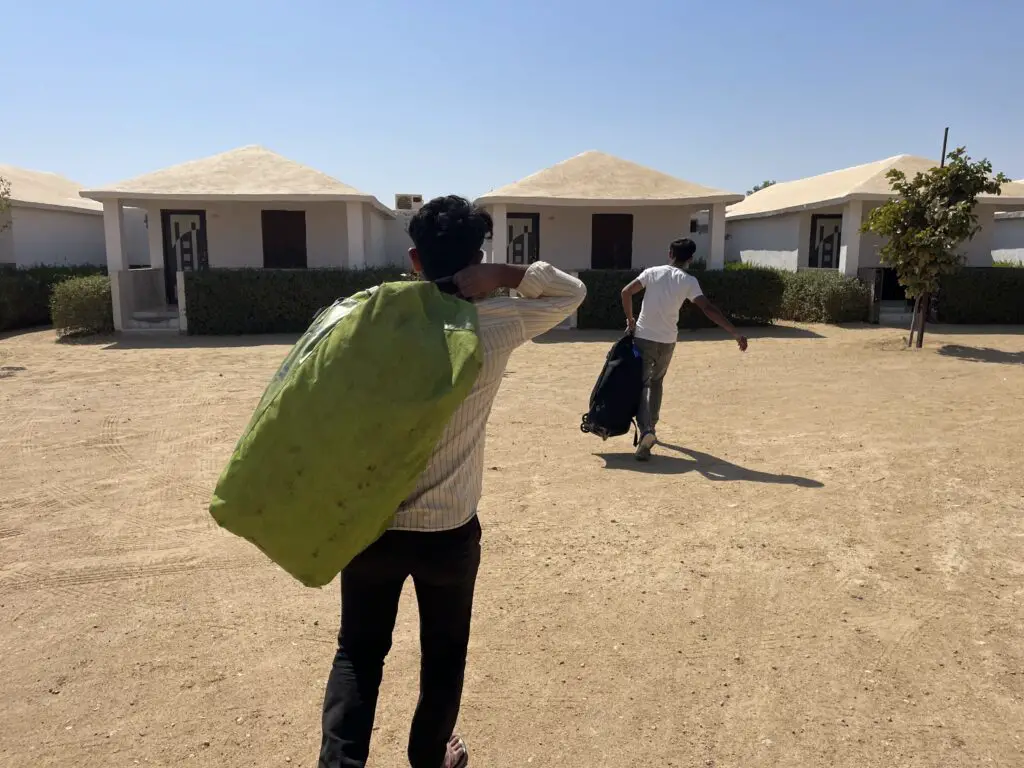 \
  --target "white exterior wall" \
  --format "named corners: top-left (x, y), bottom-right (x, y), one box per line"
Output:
top-left (483, 204), bottom-right (698, 271)
top-left (136, 201), bottom-right (356, 269)
top-left (0, 210), bottom-right (13, 265)
top-left (122, 207), bottom-right (150, 266)
top-left (992, 216), bottom-right (1024, 264)
top-left (964, 206), bottom-right (994, 266)
top-left (729, 202), bottom-right (1001, 273)
top-left (9, 206), bottom-right (106, 267)
top-left (725, 214), bottom-right (801, 271)
top-left (384, 211), bottom-right (414, 268)
top-left (143, 203), bottom-right (164, 268)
